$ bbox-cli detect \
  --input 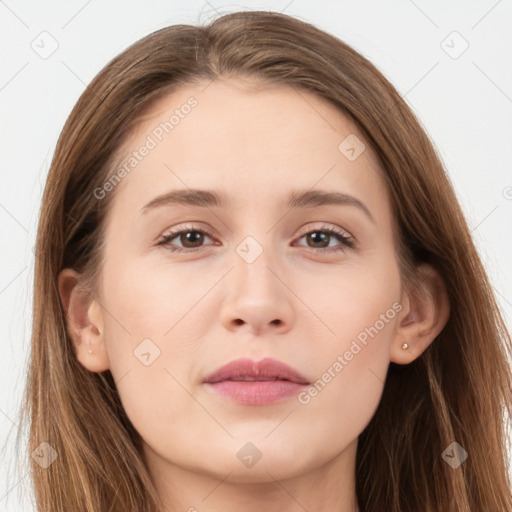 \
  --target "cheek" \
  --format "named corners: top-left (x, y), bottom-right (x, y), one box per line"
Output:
top-left (100, 254), bottom-right (202, 349)
top-left (295, 260), bottom-right (400, 433)
top-left (300, 256), bottom-right (401, 348)
top-left (295, 296), bottom-right (397, 460)
top-left (98, 257), bottom-right (209, 432)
